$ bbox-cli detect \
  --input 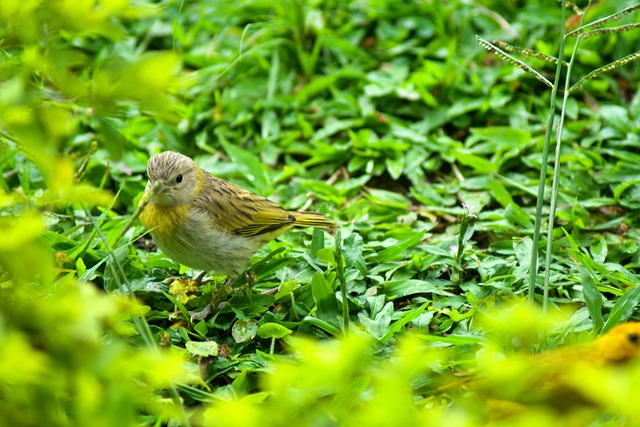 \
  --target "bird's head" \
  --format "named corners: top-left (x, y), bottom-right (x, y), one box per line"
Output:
top-left (145, 151), bottom-right (199, 207)
top-left (597, 322), bottom-right (640, 363)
